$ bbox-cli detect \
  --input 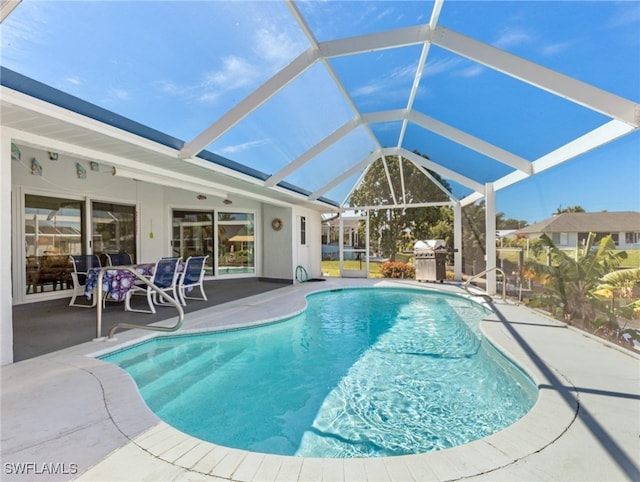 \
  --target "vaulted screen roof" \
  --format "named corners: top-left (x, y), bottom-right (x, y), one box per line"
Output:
top-left (1, 1), bottom-right (638, 213)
